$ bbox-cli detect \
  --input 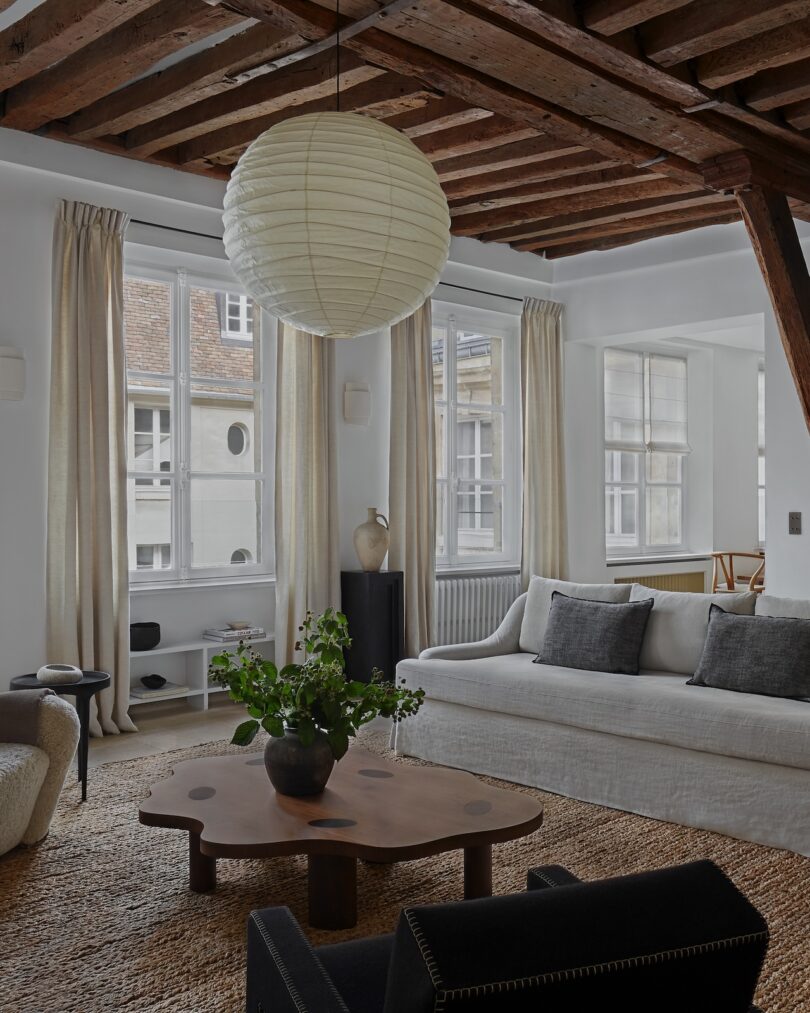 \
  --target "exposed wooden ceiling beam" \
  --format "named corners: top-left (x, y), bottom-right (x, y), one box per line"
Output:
top-left (541, 210), bottom-right (742, 258)
top-left (126, 48), bottom-right (381, 156)
top-left (385, 98), bottom-right (492, 136)
top-left (451, 176), bottom-right (690, 236)
top-left (412, 116), bottom-right (537, 159)
top-left (1, 0), bottom-right (245, 132)
top-left (446, 154), bottom-right (621, 202)
top-left (66, 24), bottom-right (302, 140)
top-left (697, 15), bottom-right (810, 90)
top-left (782, 96), bottom-right (810, 128)
top-left (225, 0), bottom-right (703, 183)
top-left (0, 0), bottom-right (162, 93)
top-left (742, 56), bottom-right (810, 110)
top-left (737, 185), bottom-right (810, 434)
top-left (702, 149), bottom-right (810, 205)
top-left (583, 0), bottom-right (691, 36)
top-left (432, 136), bottom-right (578, 181)
top-left (642, 0), bottom-right (810, 66)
